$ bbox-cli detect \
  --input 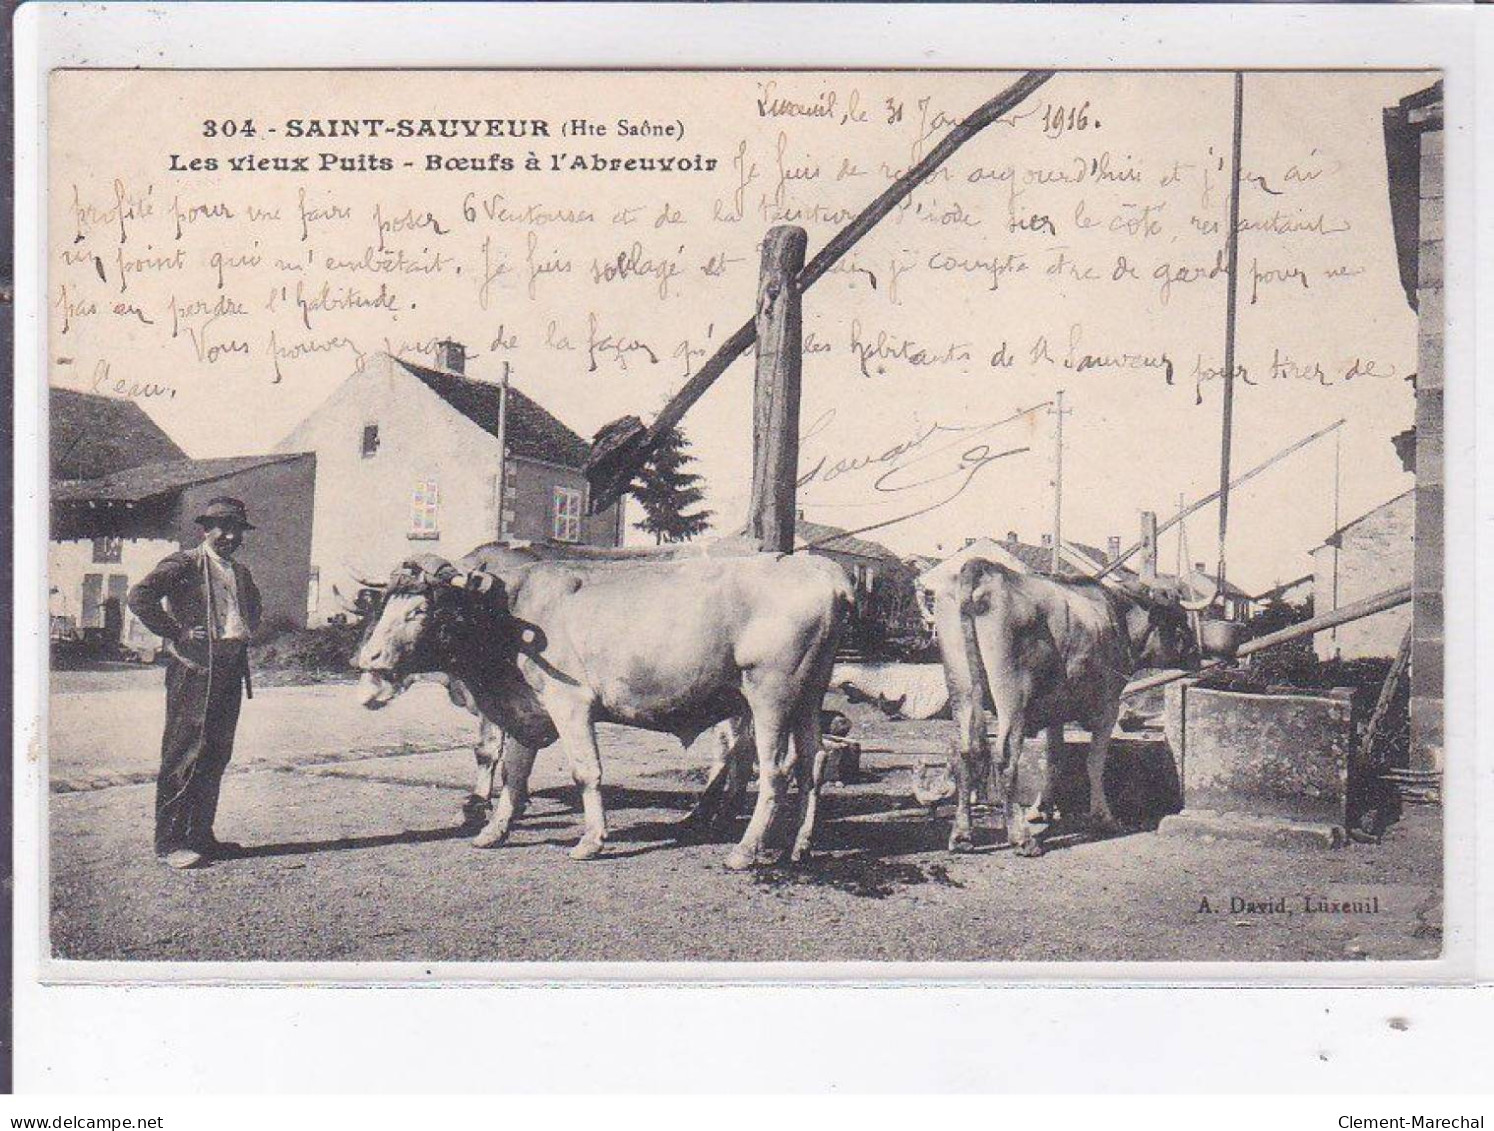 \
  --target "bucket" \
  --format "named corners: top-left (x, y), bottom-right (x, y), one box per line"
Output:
top-left (1199, 618), bottom-right (1248, 659)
